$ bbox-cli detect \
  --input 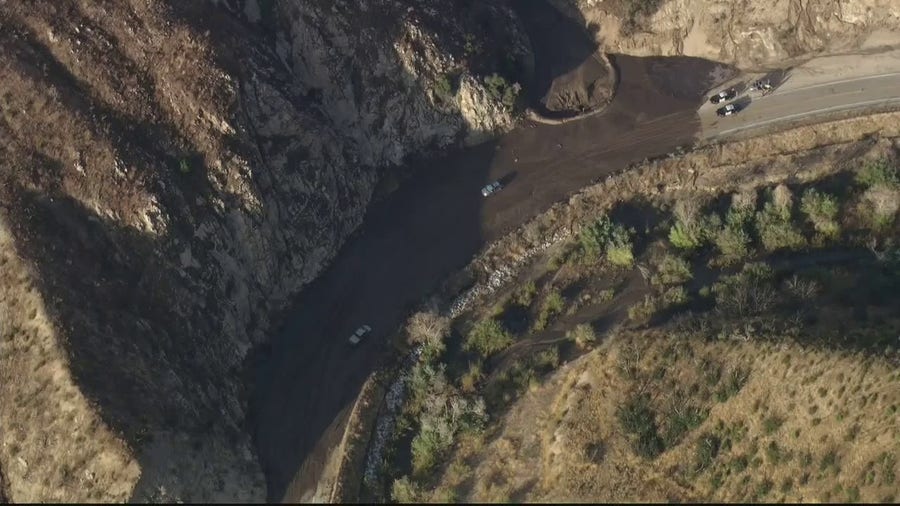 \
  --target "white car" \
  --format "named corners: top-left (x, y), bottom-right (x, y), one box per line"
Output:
top-left (481, 181), bottom-right (503, 197)
top-left (348, 324), bottom-right (372, 345)
top-left (709, 88), bottom-right (736, 104)
top-left (716, 103), bottom-right (743, 117)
